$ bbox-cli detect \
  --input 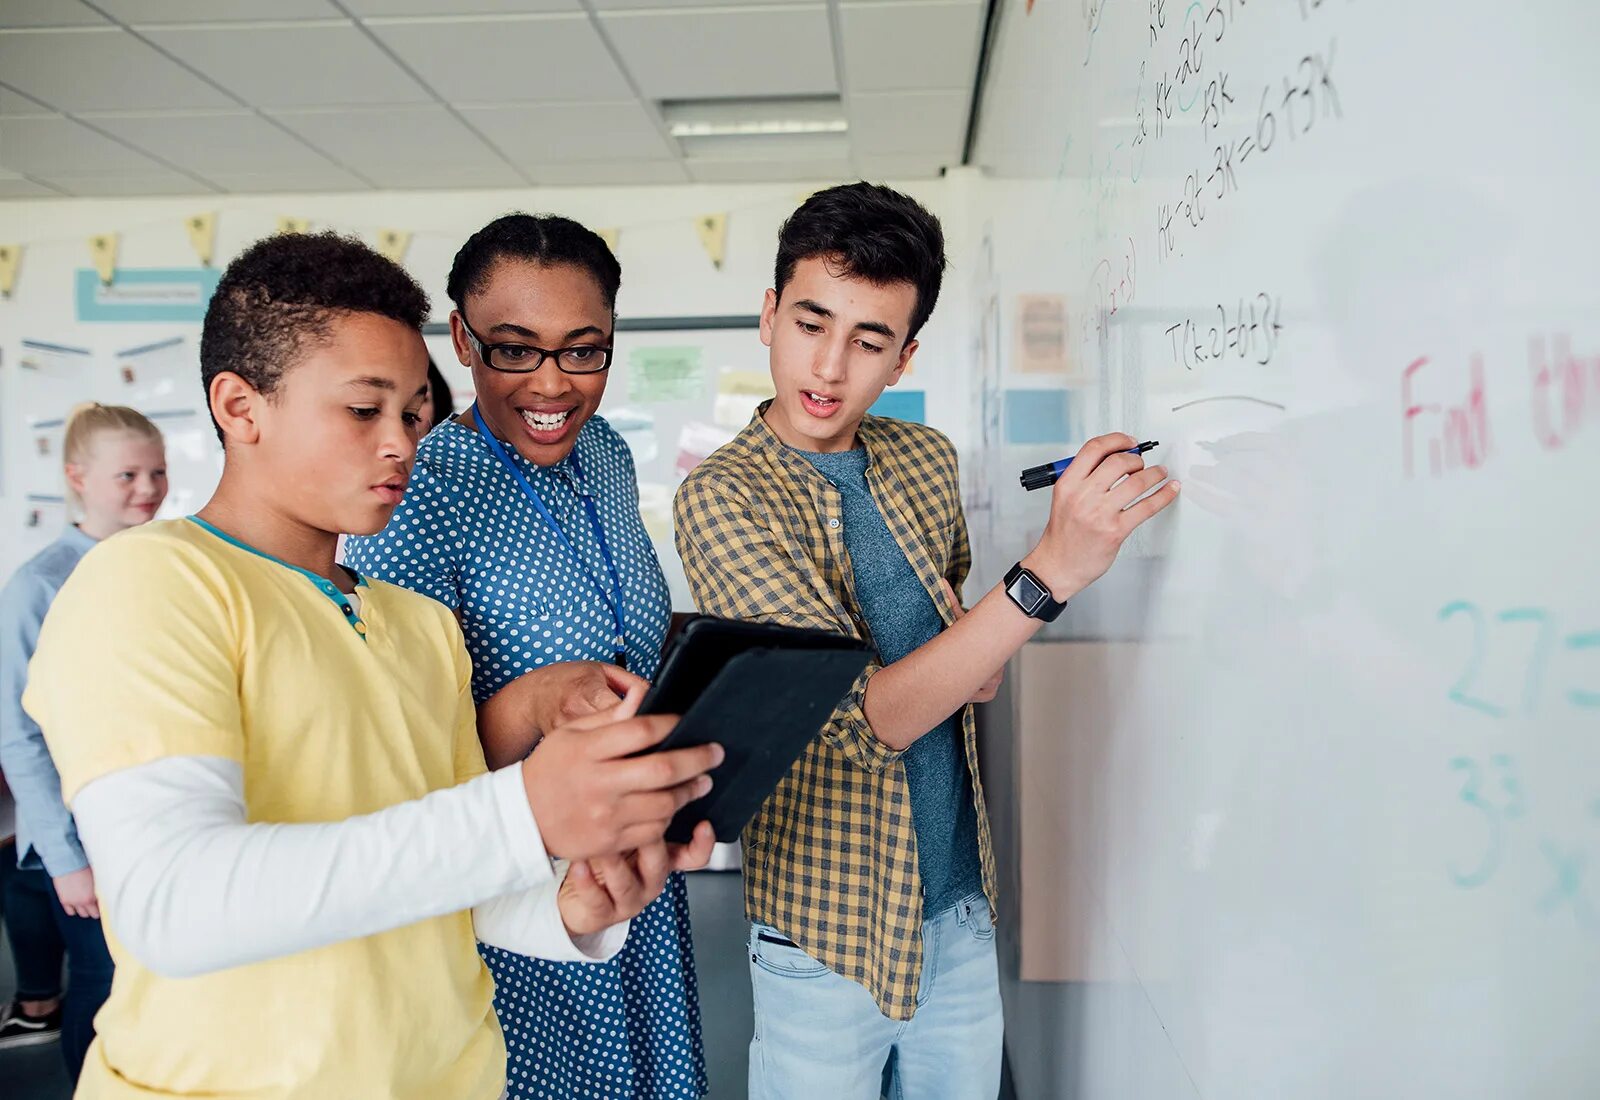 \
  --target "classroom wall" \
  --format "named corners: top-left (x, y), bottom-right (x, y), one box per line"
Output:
top-left (0, 173), bottom-right (980, 577)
